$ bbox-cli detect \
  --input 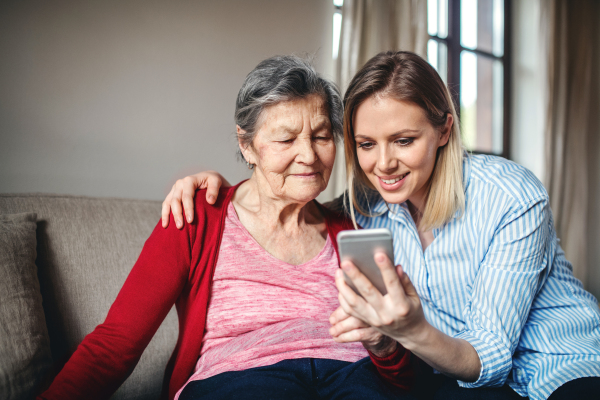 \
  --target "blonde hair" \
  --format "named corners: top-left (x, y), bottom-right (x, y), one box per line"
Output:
top-left (342, 51), bottom-right (465, 231)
